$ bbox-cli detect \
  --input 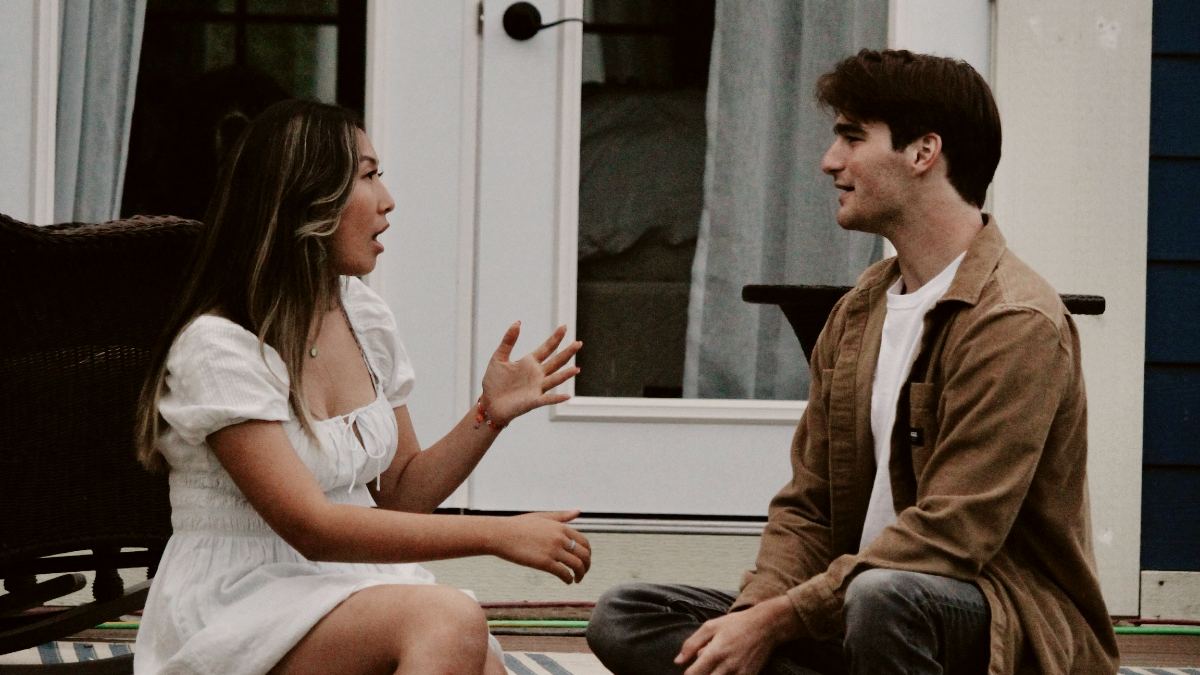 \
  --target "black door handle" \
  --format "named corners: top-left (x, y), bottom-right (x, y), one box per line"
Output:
top-left (502, 2), bottom-right (584, 41)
